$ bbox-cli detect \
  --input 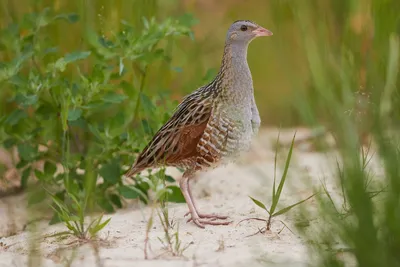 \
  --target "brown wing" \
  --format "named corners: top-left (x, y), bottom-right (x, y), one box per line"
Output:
top-left (125, 87), bottom-right (213, 177)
